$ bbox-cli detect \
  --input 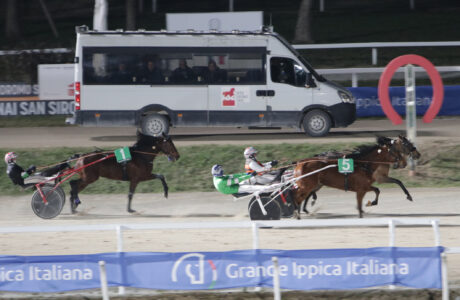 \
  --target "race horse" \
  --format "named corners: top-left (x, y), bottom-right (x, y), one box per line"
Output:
top-left (293, 142), bottom-right (403, 218)
top-left (299, 135), bottom-right (421, 215)
top-left (69, 132), bottom-right (180, 213)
